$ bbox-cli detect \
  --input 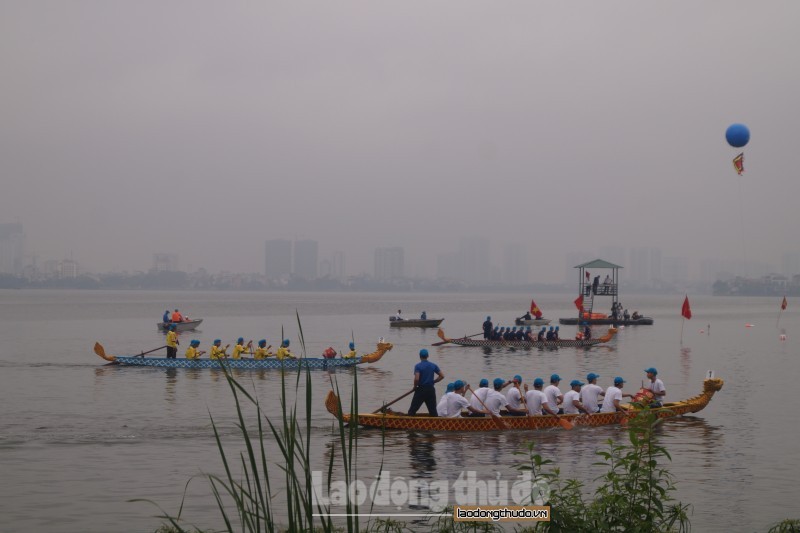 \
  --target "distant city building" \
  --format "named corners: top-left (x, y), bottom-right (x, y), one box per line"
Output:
top-left (330, 251), bottom-right (345, 279)
top-left (293, 239), bottom-right (318, 280)
top-left (265, 239), bottom-right (292, 280)
top-left (459, 238), bottom-right (490, 286)
top-left (503, 244), bottom-right (529, 285)
top-left (152, 253), bottom-right (179, 272)
top-left (782, 252), bottom-right (800, 277)
top-left (60, 259), bottom-right (78, 279)
top-left (661, 256), bottom-right (690, 285)
top-left (0, 223), bottom-right (25, 275)
top-left (436, 251), bottom-right (461, 280)
top-left (629, 247), bottom-right (661, 286)
top-left (374, 247), bottom-right (404, 280)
